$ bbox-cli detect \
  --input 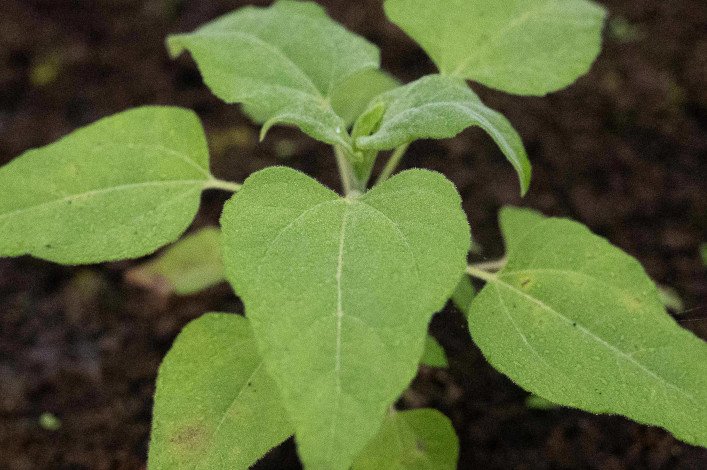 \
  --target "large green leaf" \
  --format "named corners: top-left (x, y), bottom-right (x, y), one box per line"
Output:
top-left (148, 313), bottom-right (292, 469)
top-left (384, 0), bottom-right (606, 96)
top-left (126, 227), bottom-right (225, 296)
top-left (168, 0), bottom-right (380, 149)
top-left (221, 166), bottom-right (470, 469)
top-left (352, 409), bottom-right (459, 470)
top-left (0, 106), bottom-right (213, 264)
top-left (356, 75), bottom-right (531, 195)
top-left (467, 207), bottom-right (707, 447)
